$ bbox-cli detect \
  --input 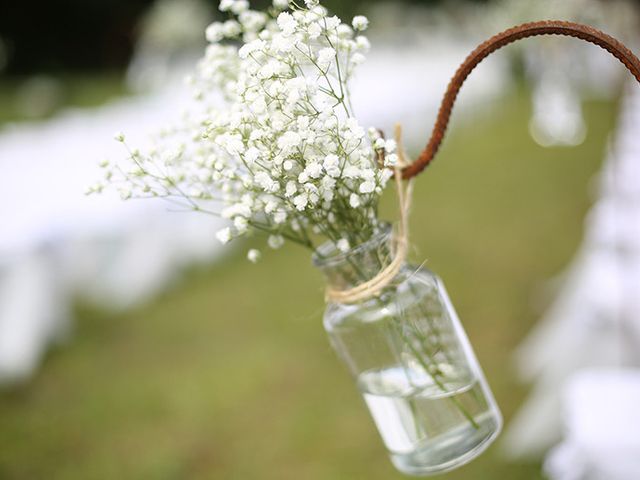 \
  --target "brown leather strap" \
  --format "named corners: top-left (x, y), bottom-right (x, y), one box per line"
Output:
top-left (401, 20), bottom-right (640, 179)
